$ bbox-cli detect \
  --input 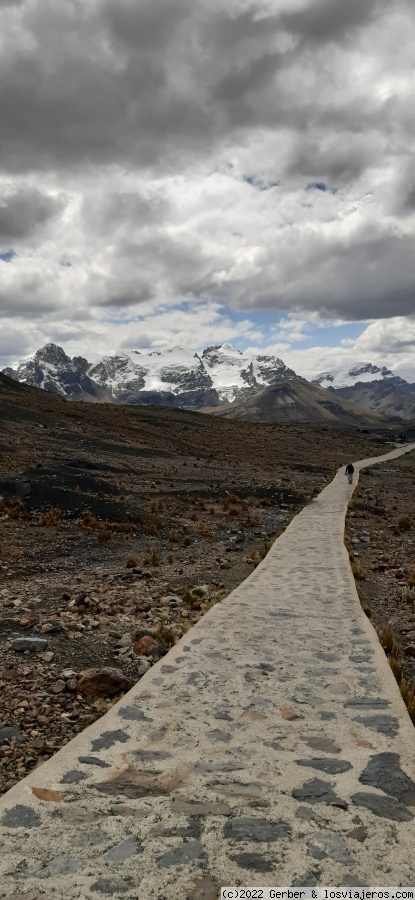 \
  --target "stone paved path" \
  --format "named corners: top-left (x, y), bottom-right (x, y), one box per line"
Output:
top-left (1, 444), bottom-right (415, 900)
